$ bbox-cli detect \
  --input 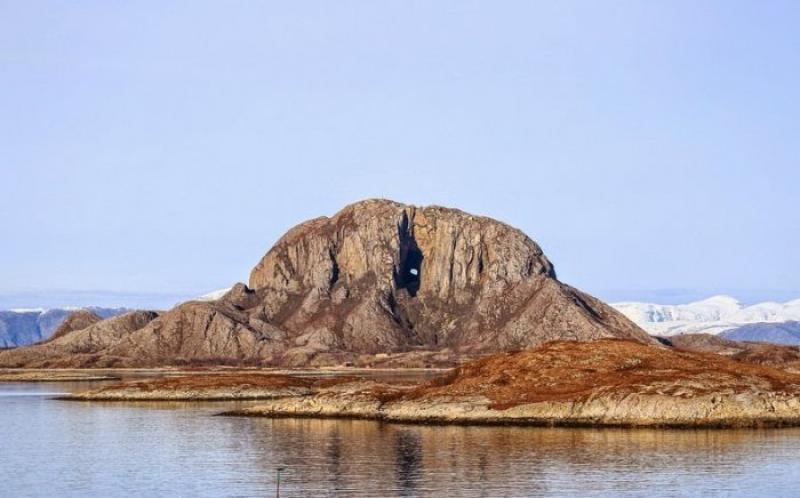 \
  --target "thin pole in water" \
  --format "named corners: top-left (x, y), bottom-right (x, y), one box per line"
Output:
top-left (276, 466), bottom-right (286, 498)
